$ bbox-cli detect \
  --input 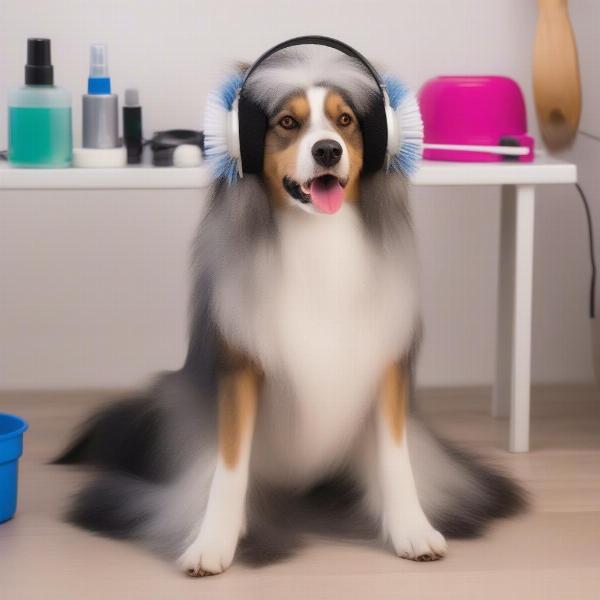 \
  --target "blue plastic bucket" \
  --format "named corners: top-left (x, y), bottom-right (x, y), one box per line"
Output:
top-left (0, 413), bottom-right (28, 523)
